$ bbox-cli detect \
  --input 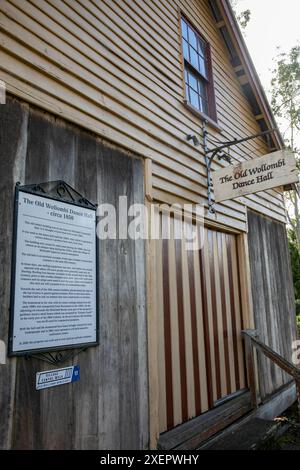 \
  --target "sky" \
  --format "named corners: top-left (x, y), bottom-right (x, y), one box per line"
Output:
top-left (234, 0), bottom-right (300, 144)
